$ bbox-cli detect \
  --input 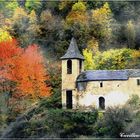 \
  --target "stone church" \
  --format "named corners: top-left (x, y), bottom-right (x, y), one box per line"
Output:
top-left (61, 38), bottom-right (140, 110)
